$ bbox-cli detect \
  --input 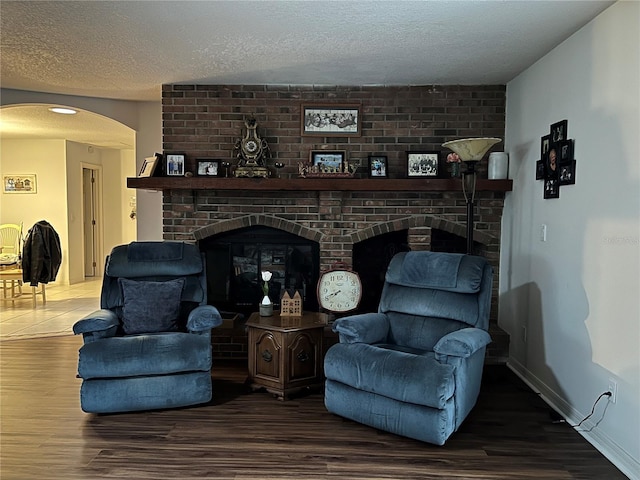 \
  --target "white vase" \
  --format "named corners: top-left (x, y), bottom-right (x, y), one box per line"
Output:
top-left (488, 152), bottom-right (509, 179)
top-left (259, 295), bottom-right (273, 316)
